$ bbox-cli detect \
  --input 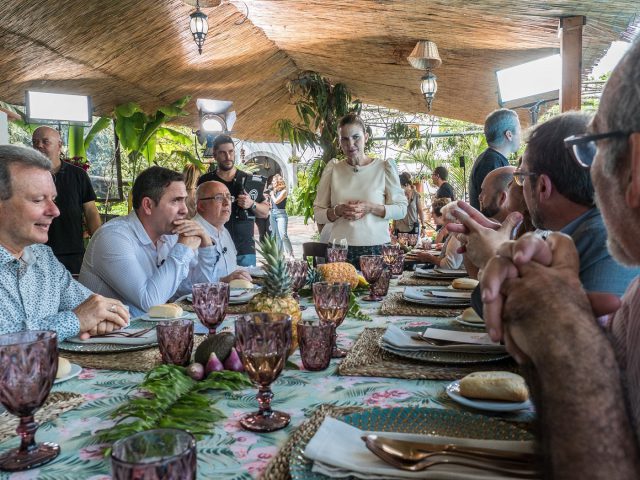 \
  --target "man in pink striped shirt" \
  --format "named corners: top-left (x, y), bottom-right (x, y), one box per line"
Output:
top-left (480, 39), bottom-right (640, 478)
